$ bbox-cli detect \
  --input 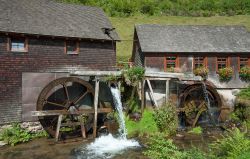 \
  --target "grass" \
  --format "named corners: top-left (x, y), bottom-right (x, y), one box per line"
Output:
top-left (110, 15), bottom-right (250, 62)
